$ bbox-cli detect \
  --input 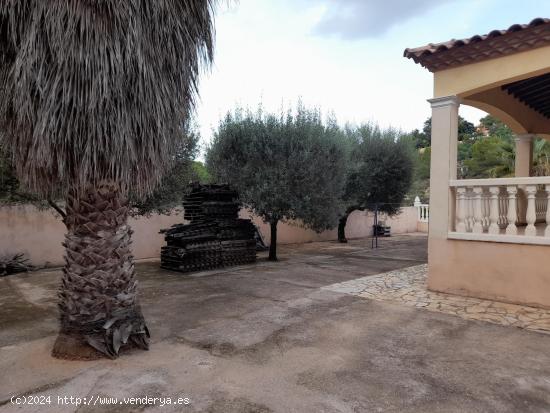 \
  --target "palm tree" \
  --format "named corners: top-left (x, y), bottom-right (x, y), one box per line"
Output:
top-left (0, 1), bottom-right (217, 359)
top-left (533, 138), bottom-right (550, 176)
